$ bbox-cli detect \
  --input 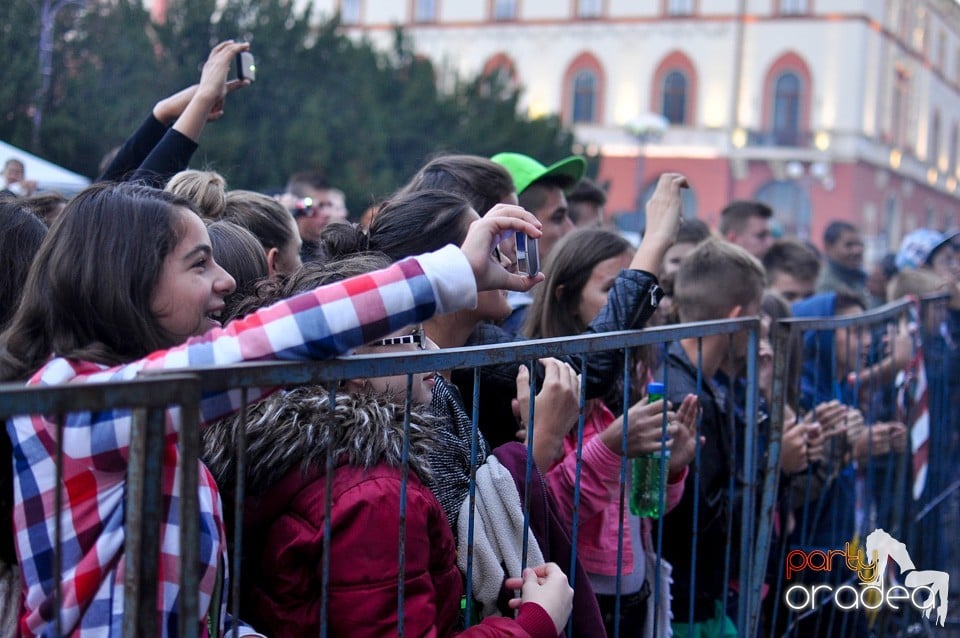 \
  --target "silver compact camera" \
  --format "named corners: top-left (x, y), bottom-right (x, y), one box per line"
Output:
top-left (516, 232), bottom-right (540, 276)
